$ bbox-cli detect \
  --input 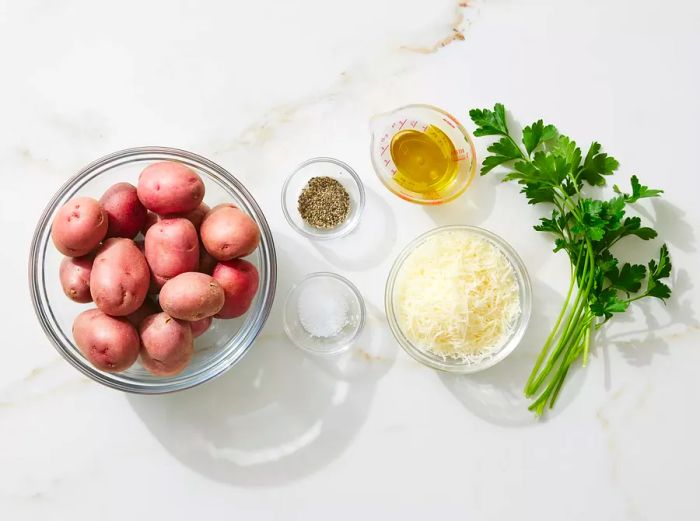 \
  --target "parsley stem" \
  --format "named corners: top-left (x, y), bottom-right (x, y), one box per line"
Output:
top-left (527, 239), bottom-right (595, 396)
top-left (624, 292), bottom-right (649, 304)
top-left (506, 134), bottom-right (527, 160)
top-left (581, 320), bottom-right (592, 367)
top-left (549, 320), bottom-right (590, 408)
top-left (527, 282), bottom-right (587, 394)
top-left (548, 365), bottom-right (569, 409)
top-left (524, 260), bottom-right (577, 394)
top-left (532, 314), bottom-right (591, 412)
